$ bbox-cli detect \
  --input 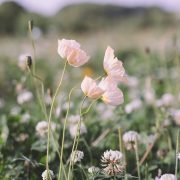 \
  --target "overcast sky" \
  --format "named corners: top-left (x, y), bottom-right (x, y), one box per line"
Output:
top-left (0, 0), bottom-right (180, 16)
